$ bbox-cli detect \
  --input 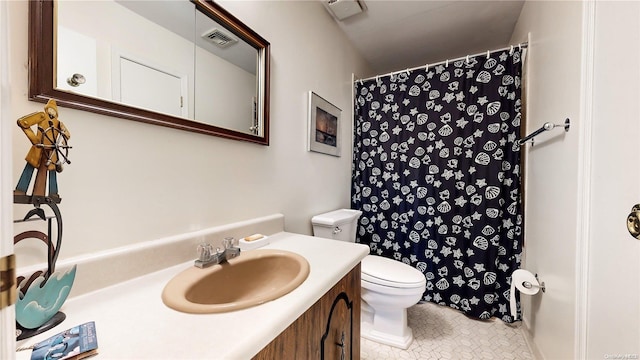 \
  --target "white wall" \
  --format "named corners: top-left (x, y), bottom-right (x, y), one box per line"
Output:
top-left (513, 1), bottom-right (640, 359)
top-left (9, 0), bottom-right (371, 268)
top-left (510, 1), bottom-right (585, 359)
